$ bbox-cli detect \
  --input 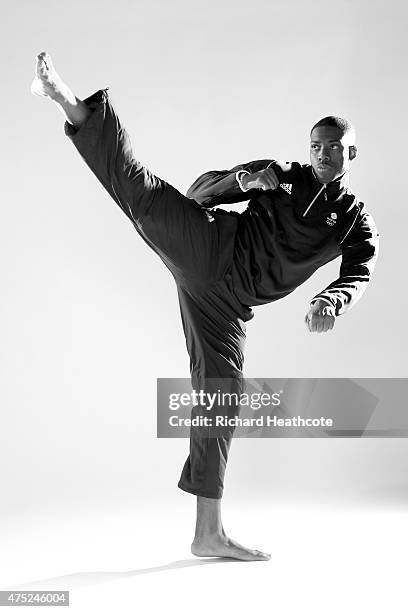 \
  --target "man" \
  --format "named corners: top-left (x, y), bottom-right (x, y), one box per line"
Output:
top-left (31, 52), bottom-right (379, 562)
top-left (186, 116), bottom-right (379, 331)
